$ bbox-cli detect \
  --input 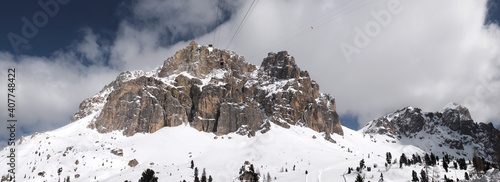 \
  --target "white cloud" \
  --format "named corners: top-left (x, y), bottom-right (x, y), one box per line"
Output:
top-left (1, 0), bottom-right (500, 145)
top-left (222, 0), bottom-right (500, 127)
